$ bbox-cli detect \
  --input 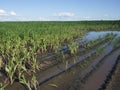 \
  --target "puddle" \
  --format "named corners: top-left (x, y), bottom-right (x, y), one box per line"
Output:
top-left (85, 31), bottom-right (120, 41)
